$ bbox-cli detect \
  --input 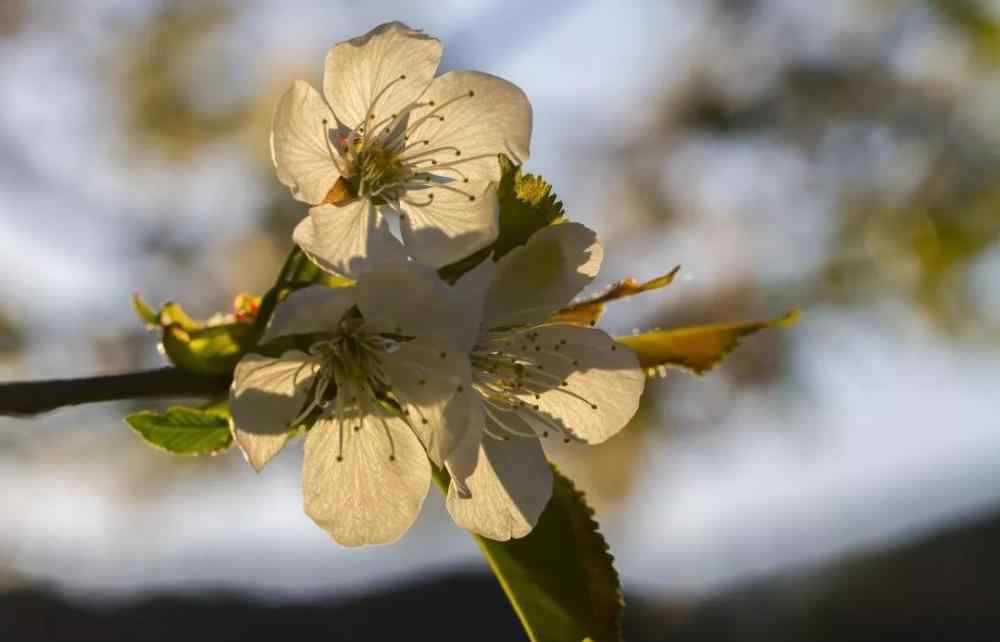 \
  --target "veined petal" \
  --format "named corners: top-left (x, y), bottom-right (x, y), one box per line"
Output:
top-left (404, 70), bottom-right (532, 183)
top-left (380, 337), bottom-right (473, 466)
top-left (271, 81), bottom-right (341, 205)
top-left (262, 285), bottom-right (357, 343)
top-left (355, 262), bottom-right (481, 352)
top-left (511, 325), bottom-right (645, 444)
top-left (446, 433), bottom-right (552, 541)
top-left (302, 389), bottom-right (431, 548)
top-left (444, 401), bottom-right (483, 497)
top-left (483, 222), bottom-right (603, 329)
top-left (294, 200), bottom-right (406, 279)
top-left (396, 179), bottom-right (499, 269)
top-left (323, 22), bottom-right (441, 133)
top-left (229, 351), bottom-right (320, 471)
